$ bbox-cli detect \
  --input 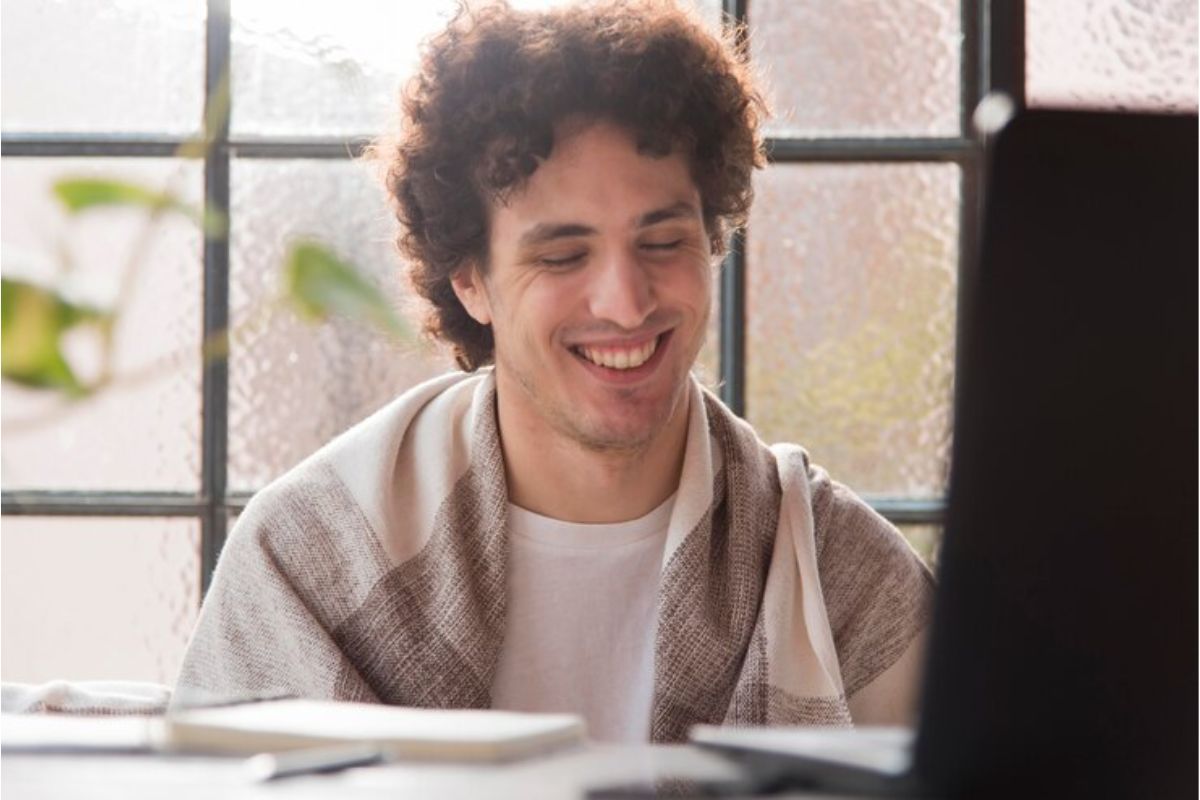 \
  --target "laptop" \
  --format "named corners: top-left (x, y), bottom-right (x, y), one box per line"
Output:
top-left (690, 107), bottom-right (1198, 798)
